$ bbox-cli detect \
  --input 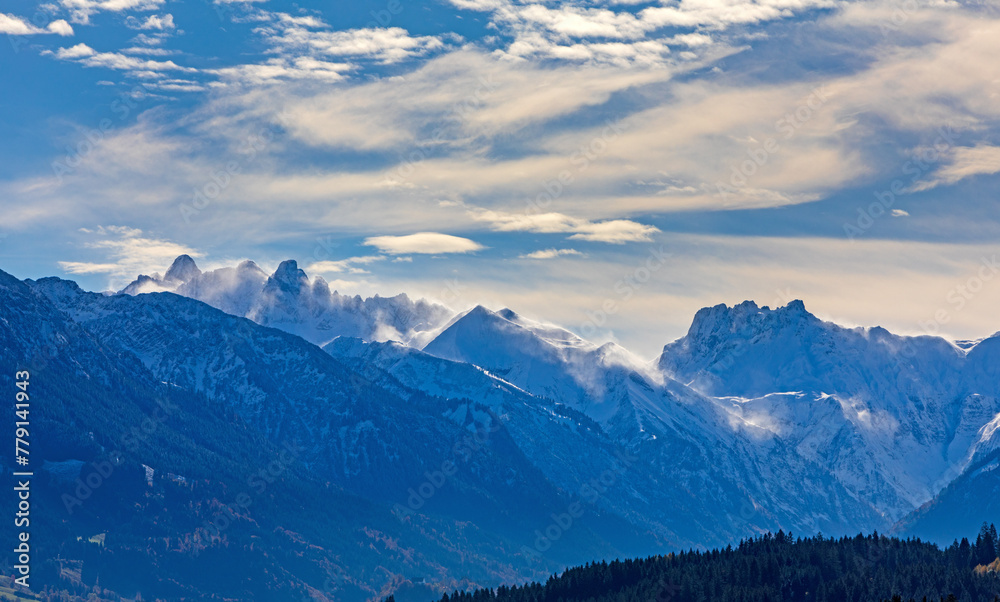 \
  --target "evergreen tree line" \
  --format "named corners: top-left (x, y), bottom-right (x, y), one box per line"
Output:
top-left (410, 525), bottom-right (1000, 602)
